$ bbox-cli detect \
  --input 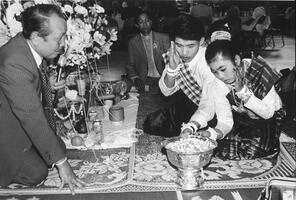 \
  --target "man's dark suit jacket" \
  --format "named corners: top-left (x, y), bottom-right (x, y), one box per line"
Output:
top-left (126, 31), bottom-right (170, 82)
top-left (0, 33), bottom-right (65, 186)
